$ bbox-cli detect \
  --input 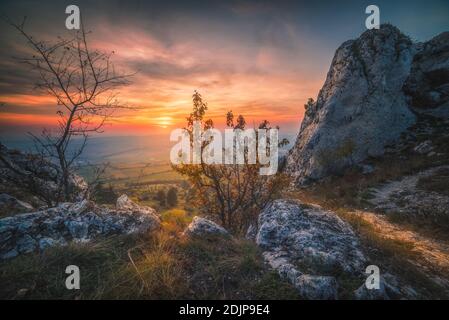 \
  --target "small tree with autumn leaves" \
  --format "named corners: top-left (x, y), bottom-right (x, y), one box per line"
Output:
top-left (173, 91), bottom-right (289, 234)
